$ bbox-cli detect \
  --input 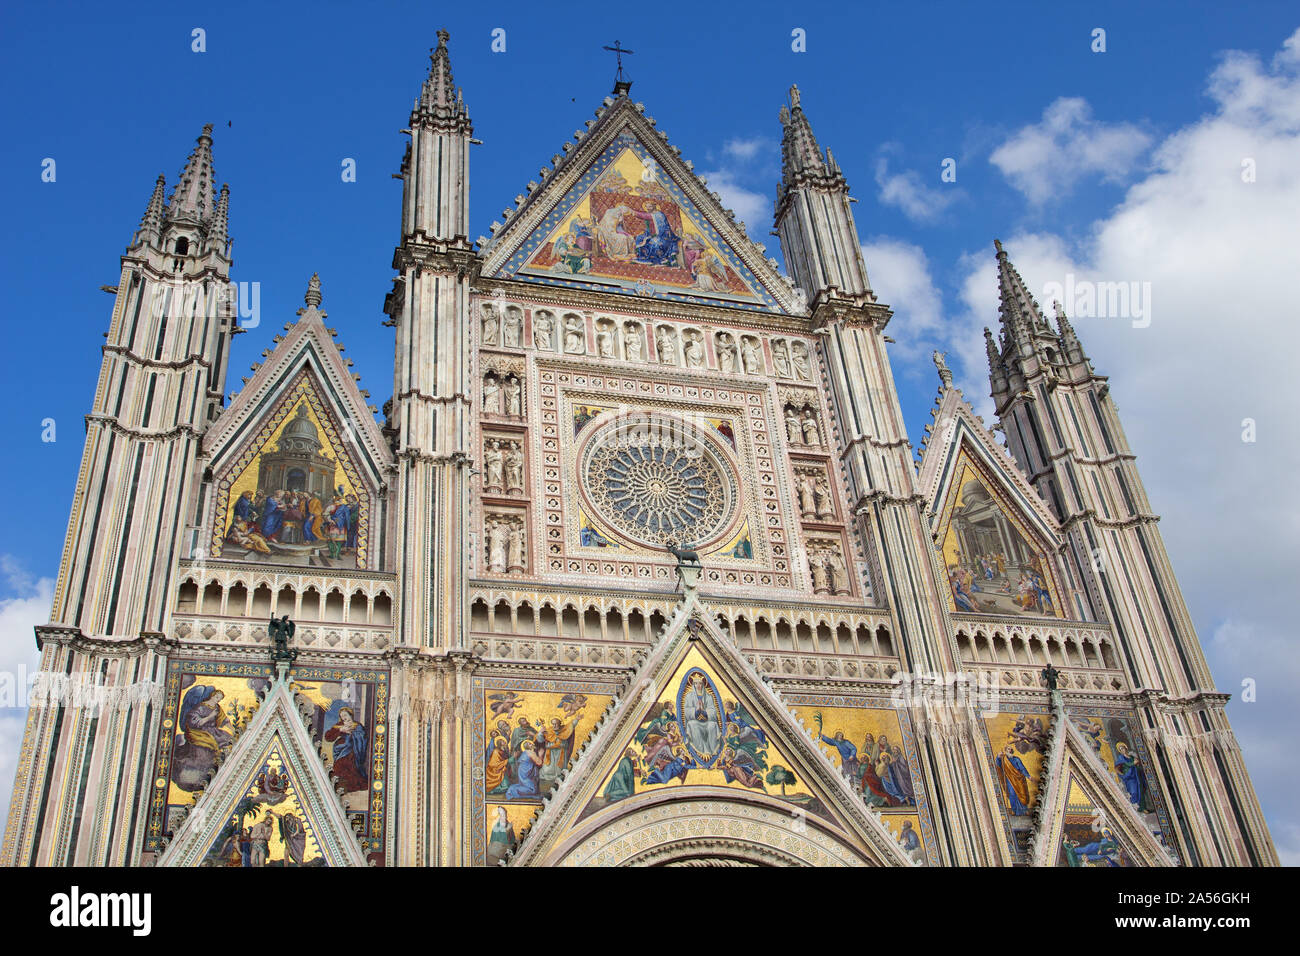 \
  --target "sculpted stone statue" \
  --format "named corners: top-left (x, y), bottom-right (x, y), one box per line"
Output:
top-left (481, 307), bottom-right (499, 345)
top-left (657, 328), bottom-right (677, 365)
top-left (801, 409), bottom-right (820, 445)
top-left (772, 340), bottom-right (792, 378)
top-left (564, 314), bottom-right (586, 354)
top-left (503, 308), bottom-right (522, 347)
top-left (785, 406), bottom-right (802, 444)
top-left (533, 312), bottom-right (554, 350)
top-left (826, 553), bottom-right (847, 593)
top-left (483, 375), bottom-right (501, 414)
top-left (717, 333), bottom-right (737, 373)
top-left (624, 323), bottom-right (643, 361)
top-left (487, 521), bottom-right (509, 573)
top-left (684, 334), bottom-right (704, 369)
top-left (507, 522), bottom-right (525, 572)
top-left (484, 440), bottom-right (504, 490)
top-left (504, 376), bottom-right (522, 416)
top-left (504, 443), bottom-right (524, 492)
top-left (791, 341), bottom-right (812, 381)
top-left (810, 555), bottom-right (830, 593)
top-left (596, 325), bottom-right (615, 358)
top-left (814, 475), bottom-right (832, 518)
top-left (798, 473), bottom-right (816, 518)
